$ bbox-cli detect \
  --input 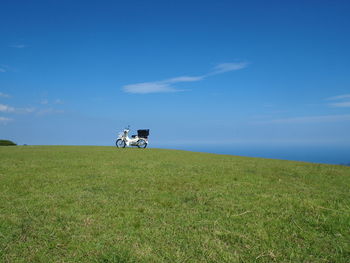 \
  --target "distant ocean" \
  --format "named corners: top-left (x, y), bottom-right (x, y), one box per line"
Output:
top-left (155, 144), bottom-right (350, 165)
